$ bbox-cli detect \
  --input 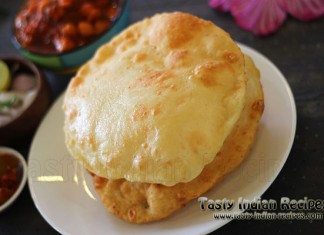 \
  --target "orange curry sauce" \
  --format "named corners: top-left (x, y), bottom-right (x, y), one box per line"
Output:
top-left (15, 0), bottom-right (122, 54)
